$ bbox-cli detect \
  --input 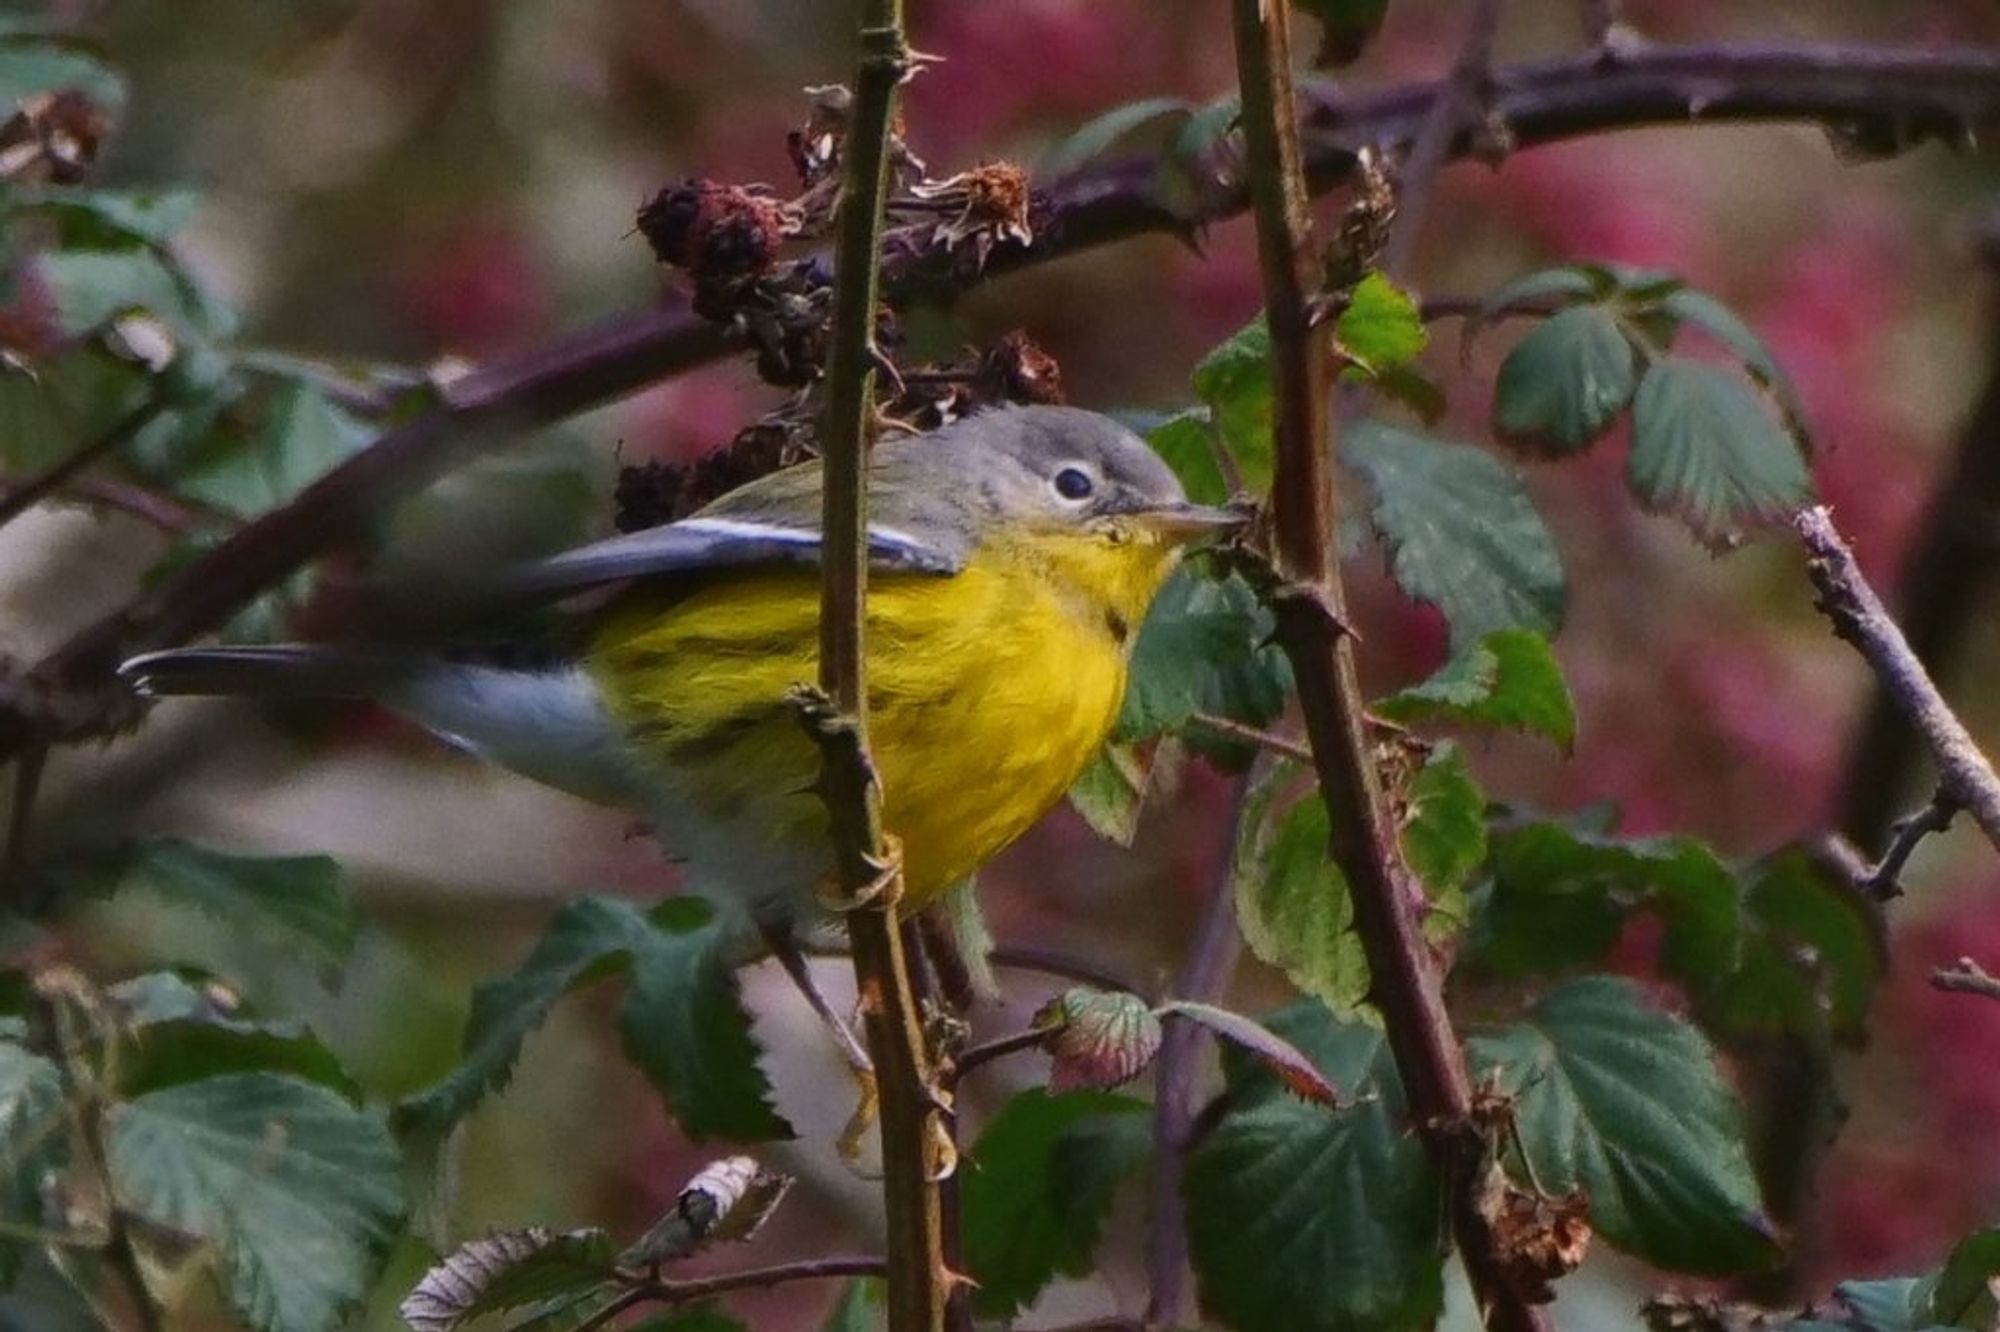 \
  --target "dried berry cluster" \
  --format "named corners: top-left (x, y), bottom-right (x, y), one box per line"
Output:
top-left (619, 87), bottom-right (1060, 529)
